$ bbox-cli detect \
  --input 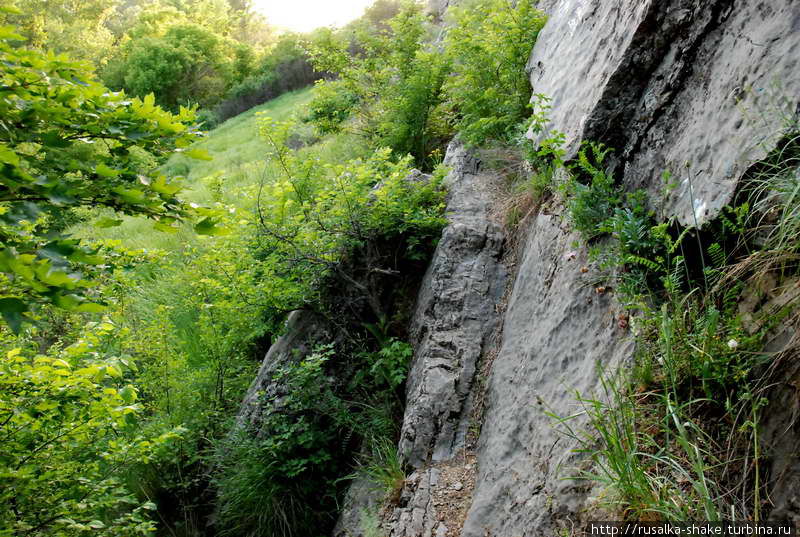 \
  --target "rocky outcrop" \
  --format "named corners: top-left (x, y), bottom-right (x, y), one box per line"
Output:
top-left (335, 141), bottom-right (507, 537)
top-left (398, 141), bottom-right (506, 469)
top-left (528, 0), bottom-right (800, 226)
top-left (462, 215), bottom-right (633, 536)
top-left (389, 142), bottom-right (506, 537)
top-left (333, 2), bottom-right (800, 535)
top-left (237, 310), bottom-right (332, 431)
